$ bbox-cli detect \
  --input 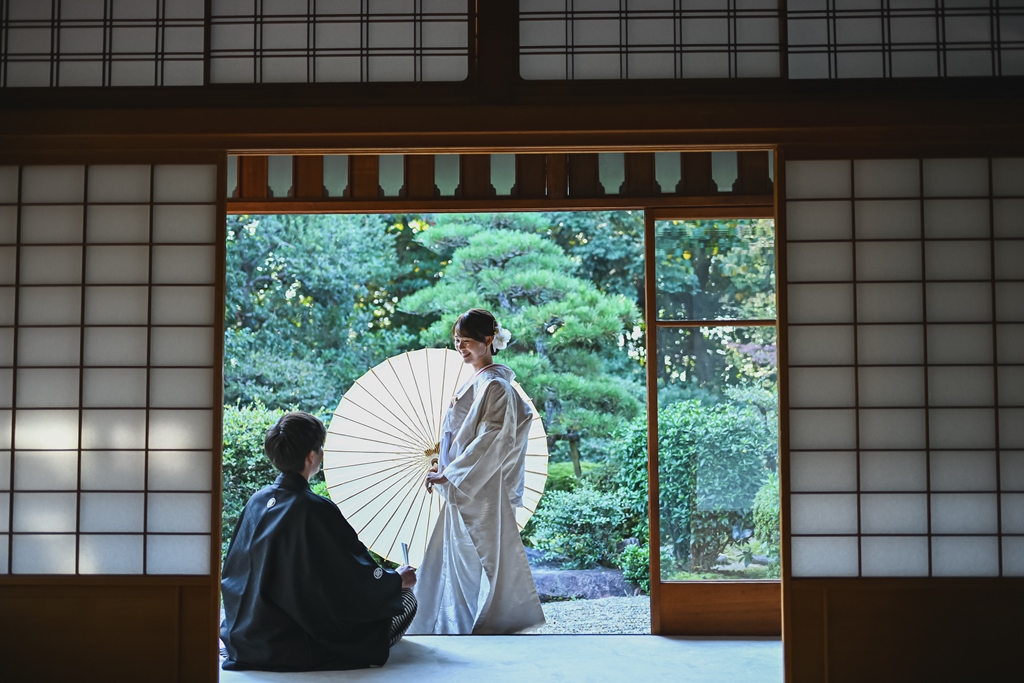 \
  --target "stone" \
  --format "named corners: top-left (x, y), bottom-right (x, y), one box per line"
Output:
top-left (530, 567), bottom-right (634, 602)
